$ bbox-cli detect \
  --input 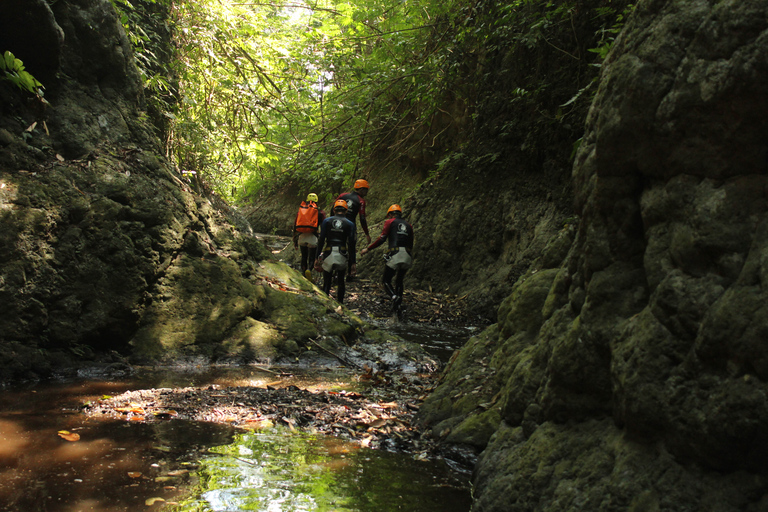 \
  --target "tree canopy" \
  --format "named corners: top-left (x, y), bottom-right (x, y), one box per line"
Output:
top-left (111, 0), bottom-right (632, 204)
